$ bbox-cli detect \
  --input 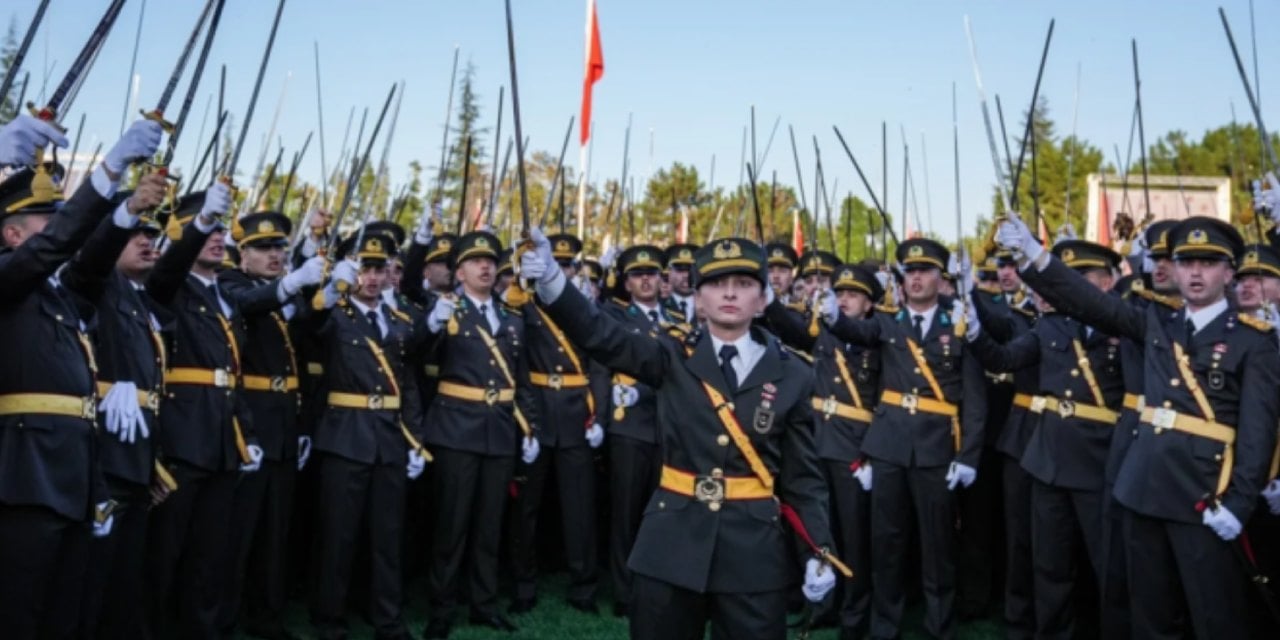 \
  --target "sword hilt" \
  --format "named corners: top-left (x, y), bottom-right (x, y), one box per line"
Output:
top-left (26, 102), bottom-right (66, 133)
top-left (140, 108), bottom-right (177, 134)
